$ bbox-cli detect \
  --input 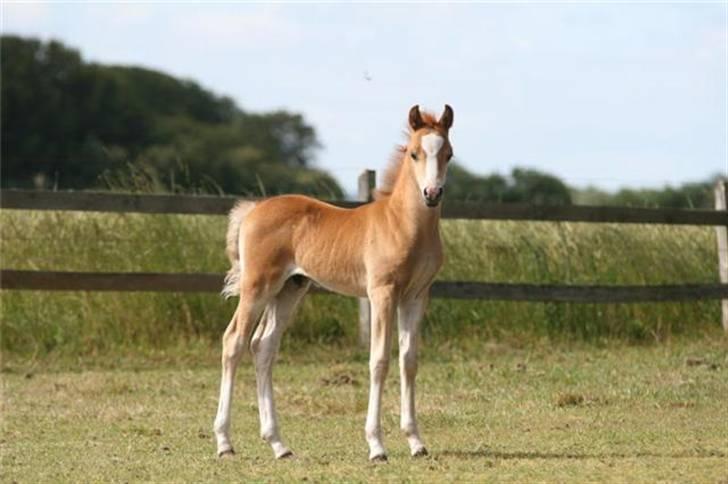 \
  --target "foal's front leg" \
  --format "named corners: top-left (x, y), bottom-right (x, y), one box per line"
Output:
top-left (365, 285), bottom-right (396, 461)
top-left (398, 296), bottom-right (428, 457)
